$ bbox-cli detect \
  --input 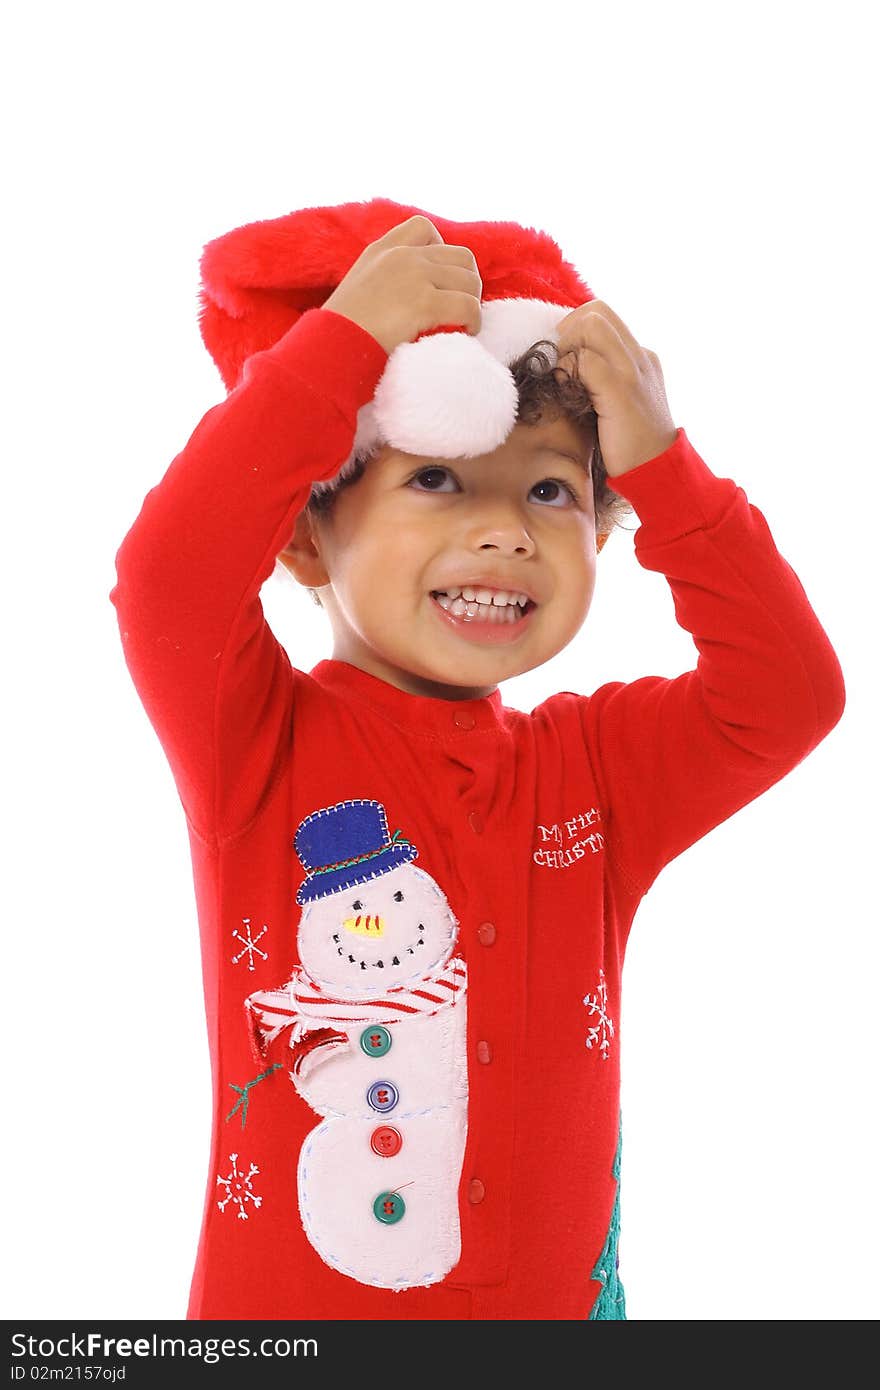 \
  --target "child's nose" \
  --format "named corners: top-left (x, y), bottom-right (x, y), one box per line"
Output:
top-left (469, 516), bottom-right (536, 556)
top-left (343, 914), bottom-right (386, 939)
